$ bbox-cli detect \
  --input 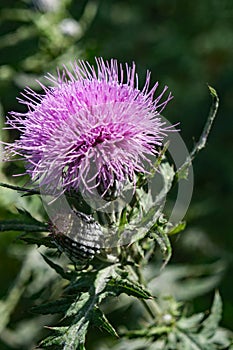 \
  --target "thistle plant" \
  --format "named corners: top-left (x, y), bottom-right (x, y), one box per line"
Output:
top-left (0, 58), bottom-right (232, 350)
top-left (4, 58), bottom-right (173, 195)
